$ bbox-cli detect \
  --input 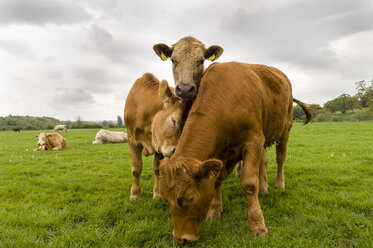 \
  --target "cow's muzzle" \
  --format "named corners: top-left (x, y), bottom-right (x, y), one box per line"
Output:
top-left (175, 83), bottom-right (196, 99)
